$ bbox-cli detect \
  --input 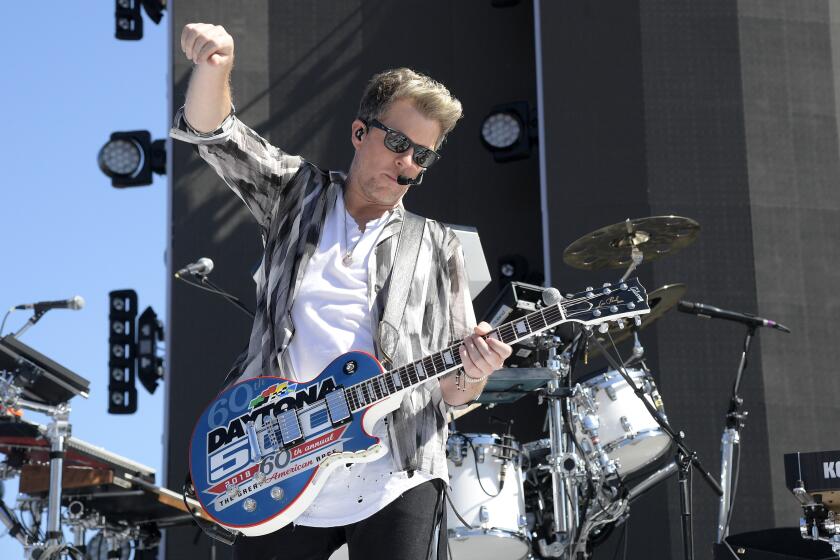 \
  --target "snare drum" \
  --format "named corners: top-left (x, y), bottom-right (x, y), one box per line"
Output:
top-left (574, 368), bottom-right (670, 475)
top-left (446, 433), bottom-right (529, 559)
